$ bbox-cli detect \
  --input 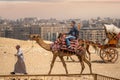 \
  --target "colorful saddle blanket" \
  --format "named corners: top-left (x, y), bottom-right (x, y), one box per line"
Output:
top-left (60, 40), bottom-right (79, 52)
top-left (52, 39), bottom-right (83, 53)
